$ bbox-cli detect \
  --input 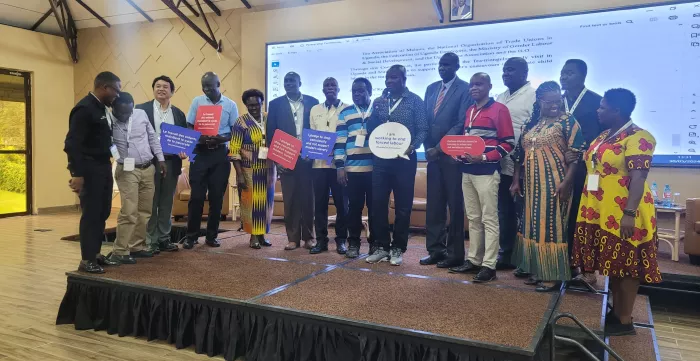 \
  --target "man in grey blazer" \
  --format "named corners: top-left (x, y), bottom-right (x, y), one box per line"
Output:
top-left (421, 53), bottom-right (473, 268)
top-left (266, 72), bottom-right (320, 251)
top-left (136, 75), bottom-right (187, 254)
